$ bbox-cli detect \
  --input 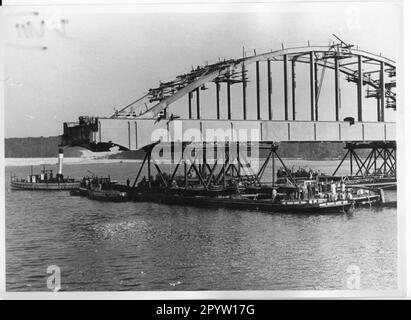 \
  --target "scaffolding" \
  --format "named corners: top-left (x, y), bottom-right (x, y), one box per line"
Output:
top-left (332, 141), bottom-right (396, 177)
top-left (131, 141), bottom-right (296, 191)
